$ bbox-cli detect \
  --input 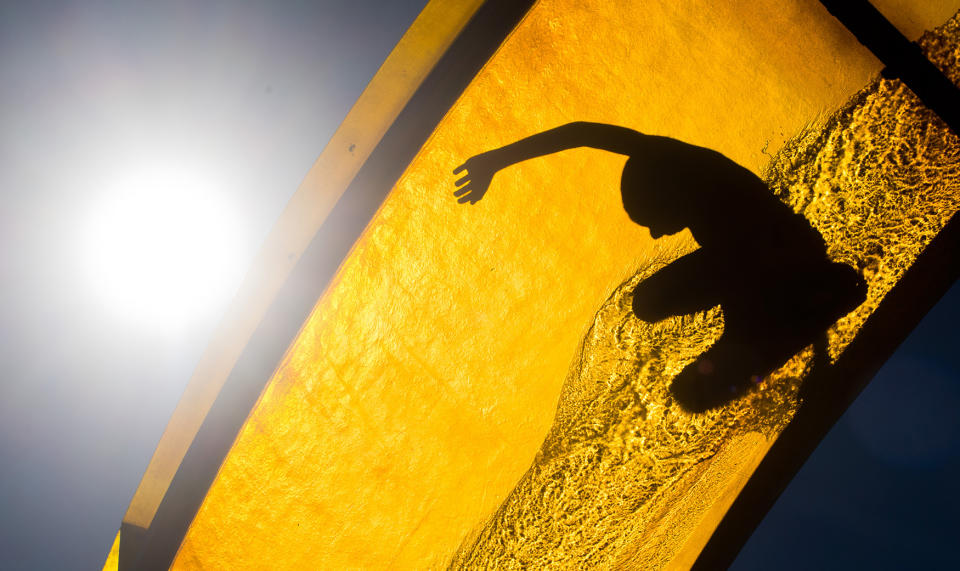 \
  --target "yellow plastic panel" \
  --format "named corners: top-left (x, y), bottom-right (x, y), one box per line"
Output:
top-left (119, 0), bottom-right (484, 533)
top-left (173, 2), bottom-right (959, 569)
top-left (873, 0), bottom-right (960, 39)
top-left (454, 14), bottom-right (960, 565)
